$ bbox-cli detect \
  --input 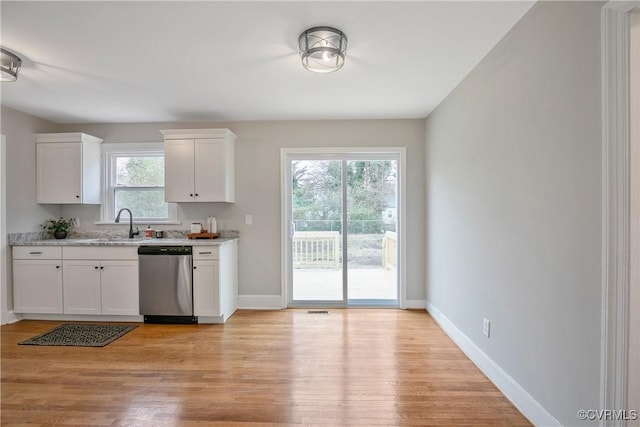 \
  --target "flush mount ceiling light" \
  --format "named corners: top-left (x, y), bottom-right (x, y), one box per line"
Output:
top-left (298, 26), bottom-right (348, 73)
top-left (1, 48), bottom-right (22, 82)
